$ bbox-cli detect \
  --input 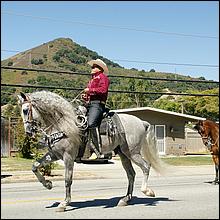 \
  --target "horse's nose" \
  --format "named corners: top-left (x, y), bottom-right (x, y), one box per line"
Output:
top-left (193, 125), bottom-right (198, 130)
